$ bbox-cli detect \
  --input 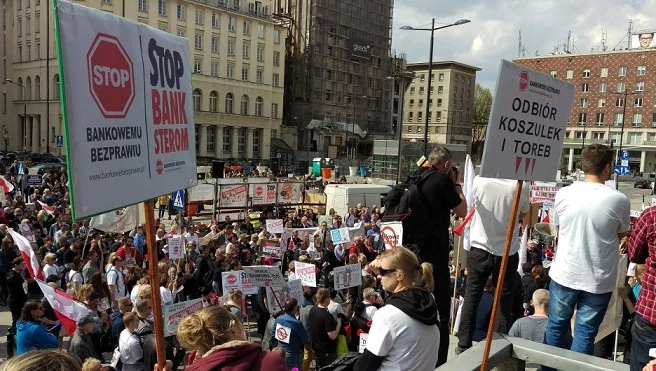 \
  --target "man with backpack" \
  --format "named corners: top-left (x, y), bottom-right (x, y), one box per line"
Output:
top-left (383, 146), bottom-right (466, 367)
top-left (194, 245), bottom-right (213, 297)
